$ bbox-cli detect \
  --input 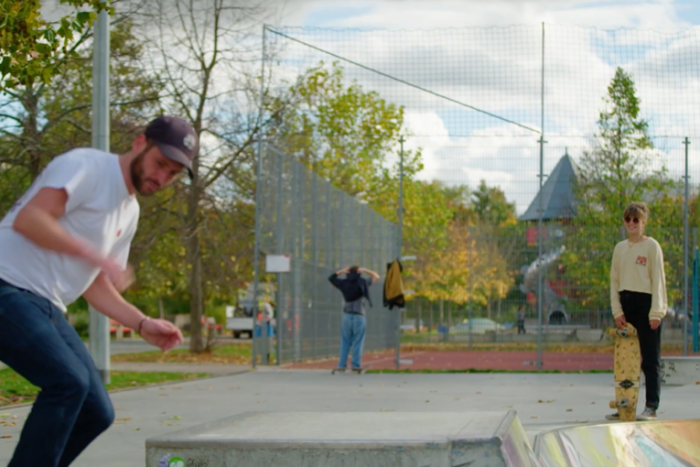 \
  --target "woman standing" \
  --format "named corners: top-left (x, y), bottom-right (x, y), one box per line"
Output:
top-left (607, 202), bottom-right (667, 421)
